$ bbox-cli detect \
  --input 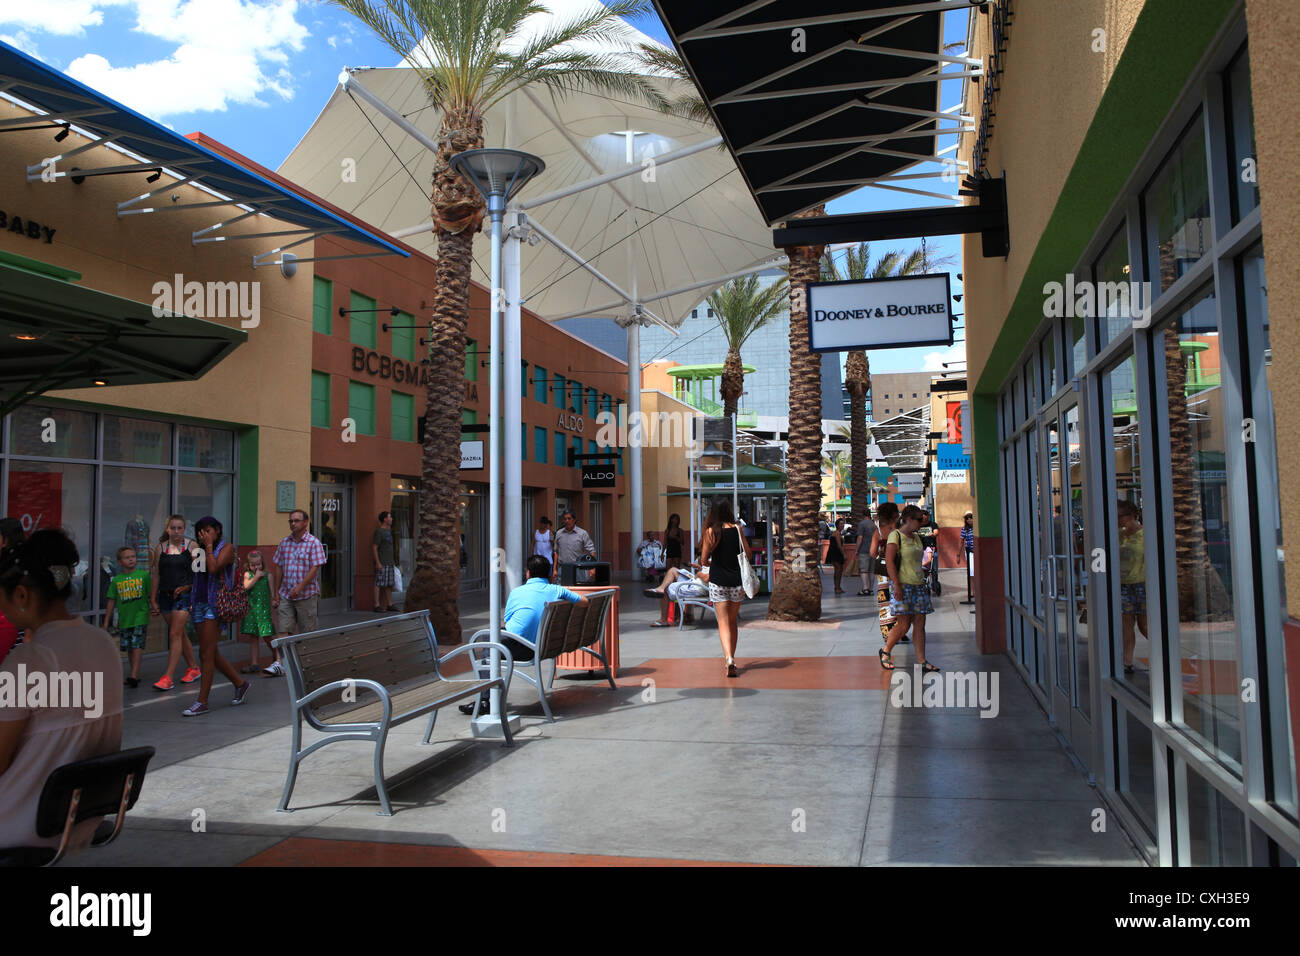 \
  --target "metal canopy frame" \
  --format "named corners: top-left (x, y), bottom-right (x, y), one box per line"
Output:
top-left (0, 40), bottom-right (408, 268)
